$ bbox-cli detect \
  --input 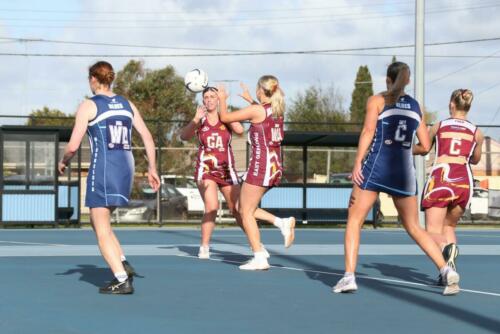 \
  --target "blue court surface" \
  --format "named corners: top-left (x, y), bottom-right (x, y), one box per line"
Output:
top-left (1, 228), bottom-right (500, 334)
